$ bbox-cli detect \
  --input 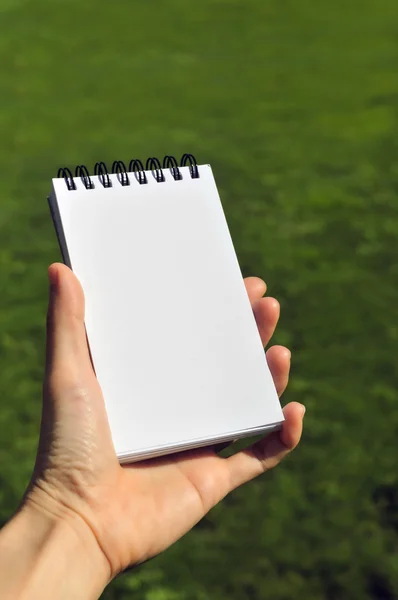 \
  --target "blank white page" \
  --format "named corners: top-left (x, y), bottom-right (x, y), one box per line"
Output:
top-left (50, 165), bottom-right (283, 460)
